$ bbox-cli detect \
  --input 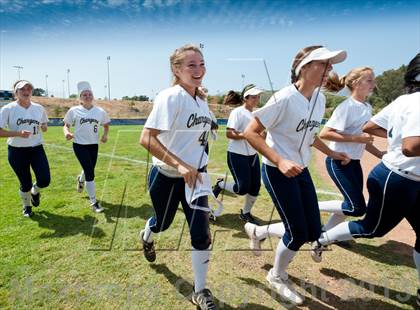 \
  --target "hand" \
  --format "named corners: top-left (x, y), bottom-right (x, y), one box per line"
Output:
top-left (177, 163), bottom-right (202, 188)
top-left (277, 159), bottom-right (304, 178)
top-left (20, 130), bottom-right (31, 138)
top-left (357, 133), bottom-right (374, 144)
top-left (101, 135), bottom-right (108, 143)
top-left (65, 133), bottom-right (73, 140)
top-left (331, 151), bottom-right (351, 165)
top-left (40, 123), bottom-right (48, 132)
